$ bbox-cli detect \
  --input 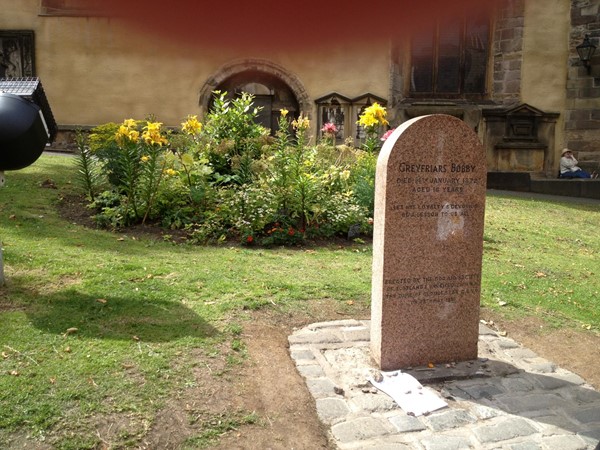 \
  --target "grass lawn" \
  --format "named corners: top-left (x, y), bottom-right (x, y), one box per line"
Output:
top-left (1, 154), bottom-right (598, 448)
top-left (482, 191), bottom-right (599, 330)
